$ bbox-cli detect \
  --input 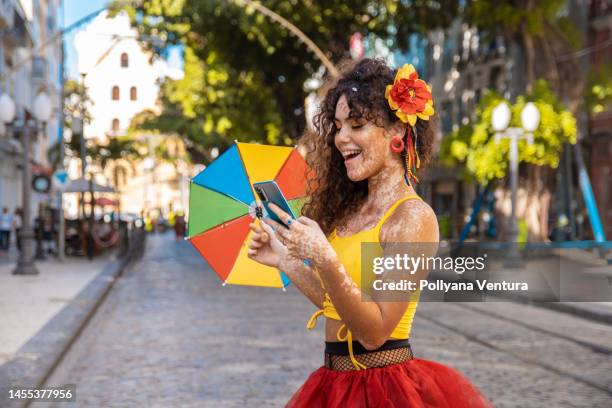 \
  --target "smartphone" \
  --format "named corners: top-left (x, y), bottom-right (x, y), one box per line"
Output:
top-left (252, 181), bottom-right (295, 227)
